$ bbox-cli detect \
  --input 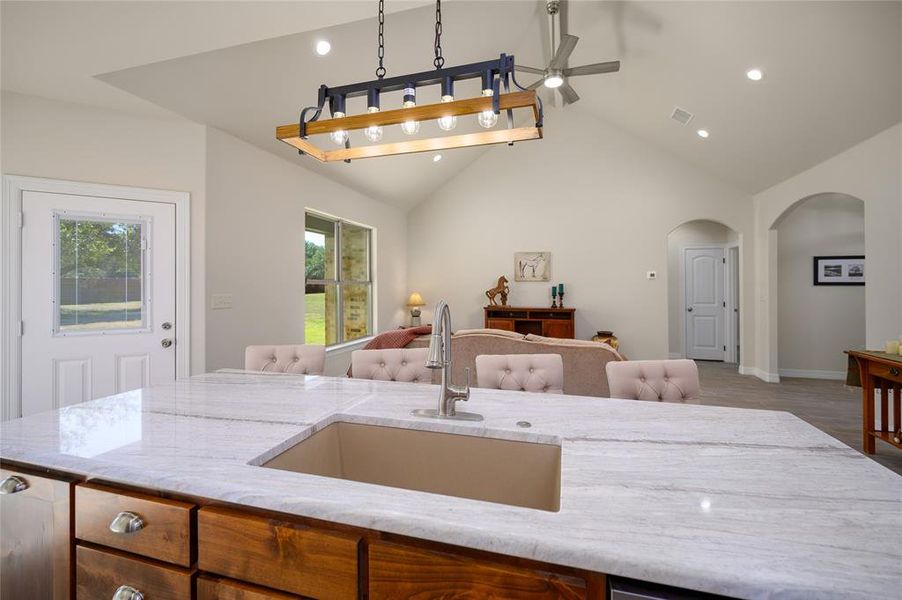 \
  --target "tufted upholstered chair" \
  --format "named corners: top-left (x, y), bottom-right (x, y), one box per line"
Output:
top-left (605, 359), bottom-right (700, 402)
top-left (350, 348), bottom-right (432, 383)
top-left (475, 354), bottom-right (564, 394)
top-left (244, 344), bottom-right (326, 375)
